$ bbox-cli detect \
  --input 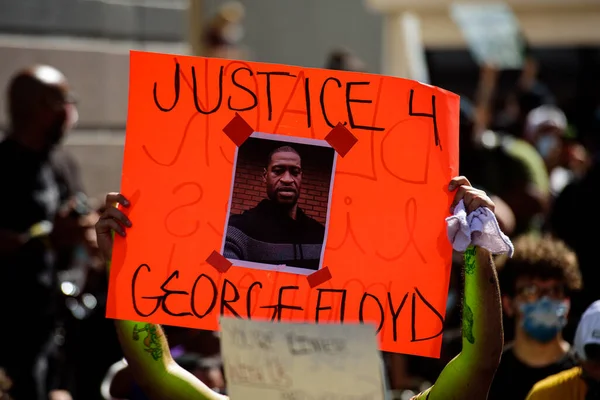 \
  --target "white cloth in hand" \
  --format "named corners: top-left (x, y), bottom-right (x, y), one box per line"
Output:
top-left (446, 199), bottom-right (514, 257)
